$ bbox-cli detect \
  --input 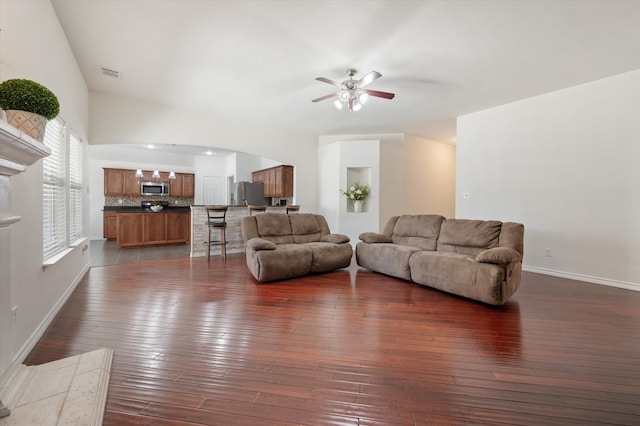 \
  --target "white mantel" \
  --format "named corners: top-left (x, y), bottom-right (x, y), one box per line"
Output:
top-left (0, 119), bottom-right (50, 417)
top-left (0, 120), bottom-right (50, 176)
